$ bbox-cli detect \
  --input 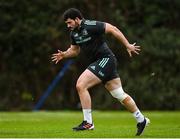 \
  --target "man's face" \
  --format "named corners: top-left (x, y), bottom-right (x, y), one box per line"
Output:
top-left (65, 18), bottom-right (79, 30)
